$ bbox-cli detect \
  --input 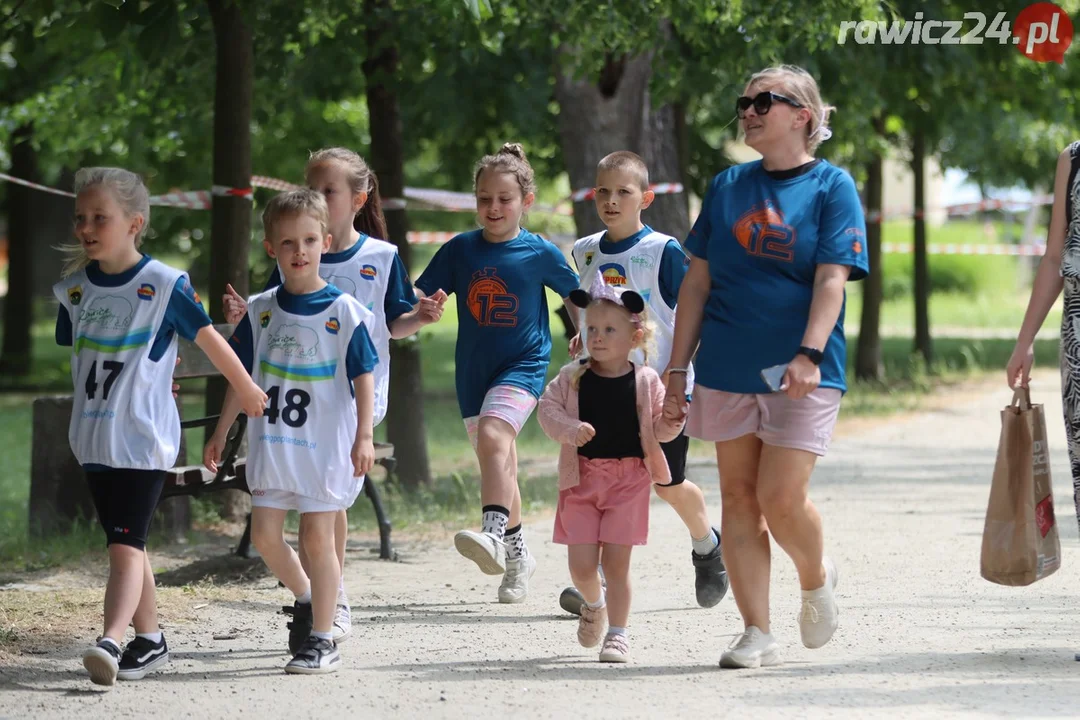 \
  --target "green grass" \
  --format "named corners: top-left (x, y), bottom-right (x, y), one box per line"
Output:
top-left (845, 285), bottom-right (1061, 332)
